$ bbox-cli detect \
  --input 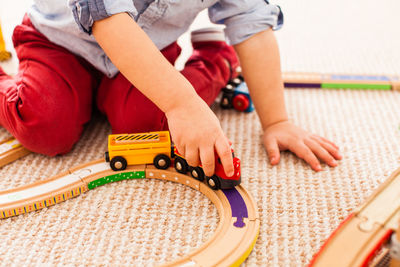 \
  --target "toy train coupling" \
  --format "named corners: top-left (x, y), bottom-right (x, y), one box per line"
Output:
top-left (220, 75), bottom-right (254, 113)
top-left (170, 142), bottom-right (175, 158)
